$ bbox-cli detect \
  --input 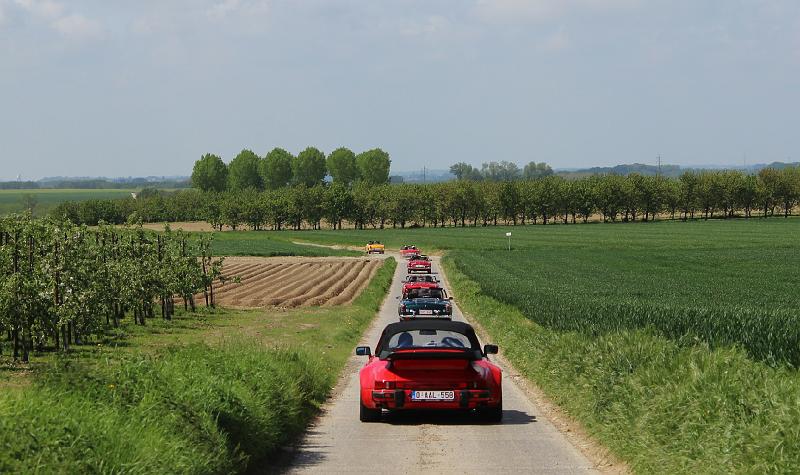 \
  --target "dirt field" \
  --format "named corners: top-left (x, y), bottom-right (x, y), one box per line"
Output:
top-left (206, 256), bottom-right (383, 308)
